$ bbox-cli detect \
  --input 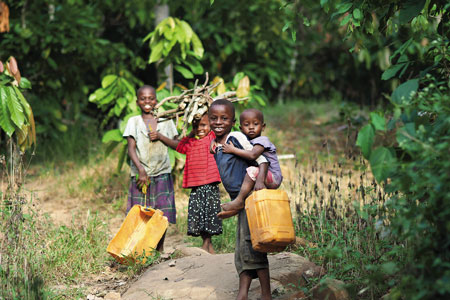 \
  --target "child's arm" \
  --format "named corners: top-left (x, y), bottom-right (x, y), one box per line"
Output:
top-left (150, 131), bottom-right (180, 150)
top-left (127, 136), bottom-right (148, 188)
top-left (222, 141), bottom-right (265, 160)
